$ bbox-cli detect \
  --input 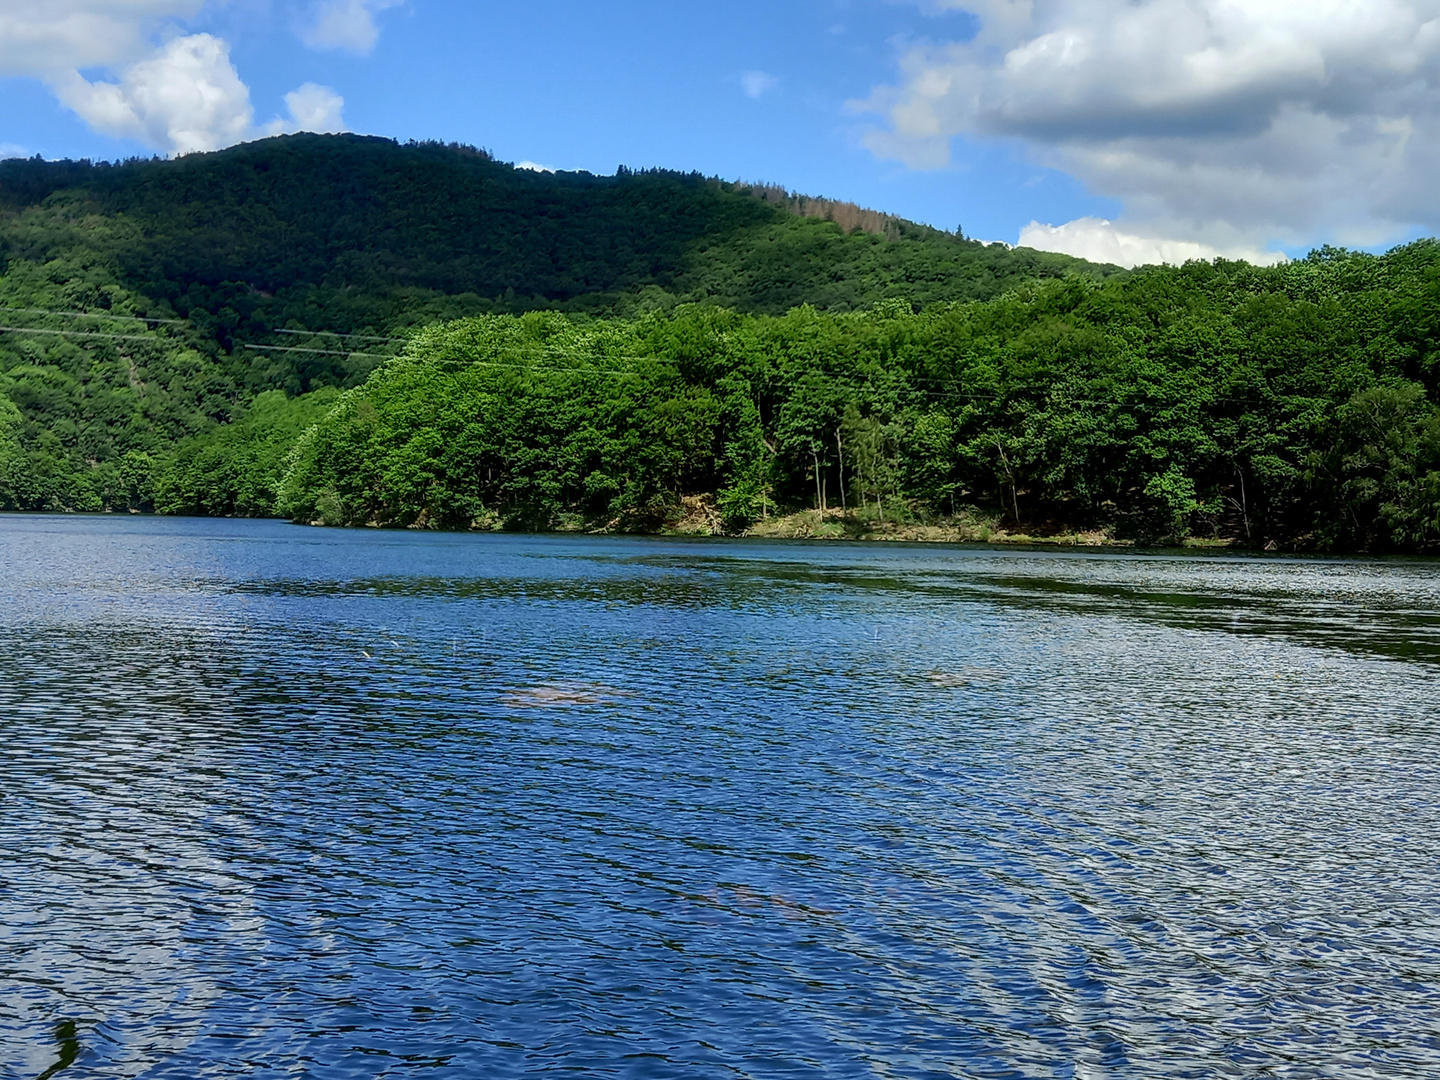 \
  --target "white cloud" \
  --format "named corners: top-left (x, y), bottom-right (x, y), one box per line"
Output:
top-left (0, 143), bottom-right (27, 159)
top-left (740, 70), bottom-right (780, 100)
top-left (862, 0), bottom-right (1440, 253)
top-left (52, 33), bottom-right (254, 155)
top-left (299, 0), bottom-right (402, 55)
top-left (1019, 217), bottom-right (1288, 268)
top-left (264, 82), bottom-right (346, 135)
top-left (0, 0), bottom-right (202, 77)
top-left (515, 160), bottom-right (554, 172)
top-left (0, 2), bottom-right (355, 155)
